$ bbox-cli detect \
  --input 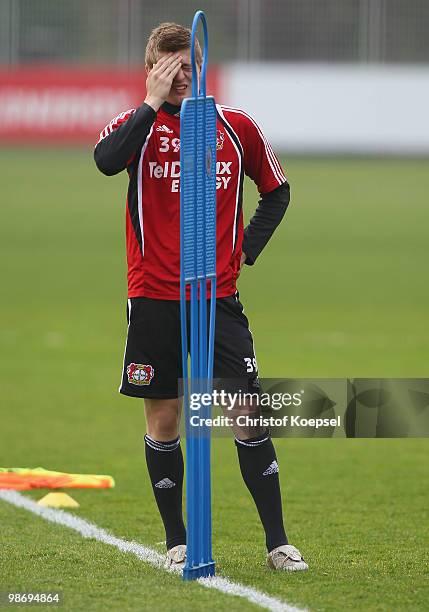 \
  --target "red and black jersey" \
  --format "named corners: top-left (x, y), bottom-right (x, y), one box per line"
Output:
top-left (95, 101), bottom-right (288, 300)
